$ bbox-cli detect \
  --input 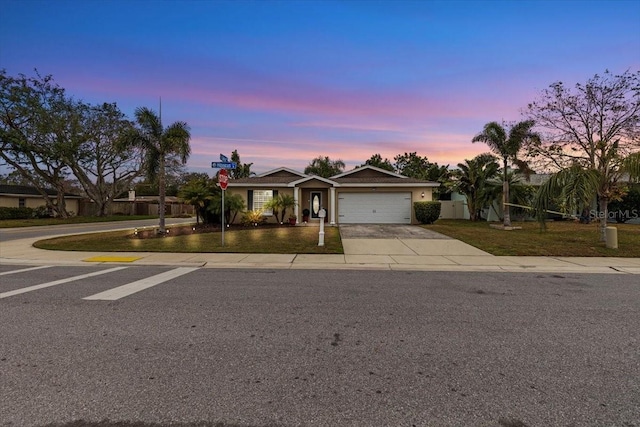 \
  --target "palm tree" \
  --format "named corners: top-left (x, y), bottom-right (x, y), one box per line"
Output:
top-left (178, 176), bottom-right (211, 224)
top-left (472, 121), bottom-right (540, 227)
top-left (224, 193), bottom-right (246, 225)
top-left (451, 154), bottom-right (500, 221)
top-left (131, 107), bottom-right (191, 234)
top-left (230, 149), bottom-right (255, 179)
top-left (208, 191), bottom-right (245, 225)
top-left (487, 171), bottom-right (536, 221)
top-left (534, 152), bottom-right (640, 240)
top-left (265, 194), bottom-right (296, 223)
top-left (304, 156), bottom-right (345, 178)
